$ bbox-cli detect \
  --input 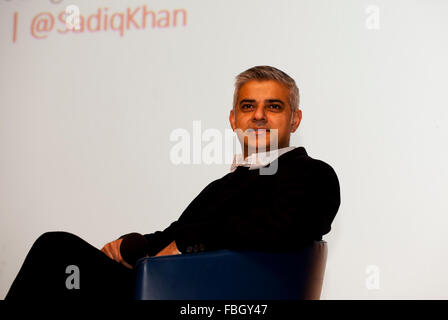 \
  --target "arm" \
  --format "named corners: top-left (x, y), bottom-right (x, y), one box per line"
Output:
top-left (119, 179), bottom-right (222, 258)
top-left (170, 159), bottom-right (341, 253)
